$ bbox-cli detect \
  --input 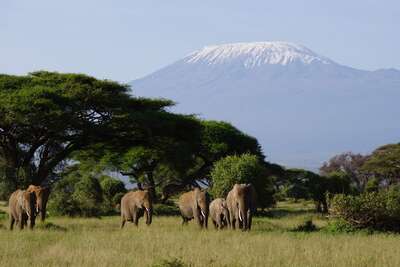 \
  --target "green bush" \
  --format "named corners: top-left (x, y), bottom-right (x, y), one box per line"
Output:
top-left (72, 175), bottom-right (103, 217)
top-left (210, 153), bottom-right (275, 209)
top-left (48, 167), bottom-right (127, 217)
top-left (324, 219), bottom-right (358, 234)
top-left (330, 185), bottom-right (400, 232)
top-left (153, 203), bottom-right (180, 216)
top-left (100, 175), bottom-right (127, 214)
